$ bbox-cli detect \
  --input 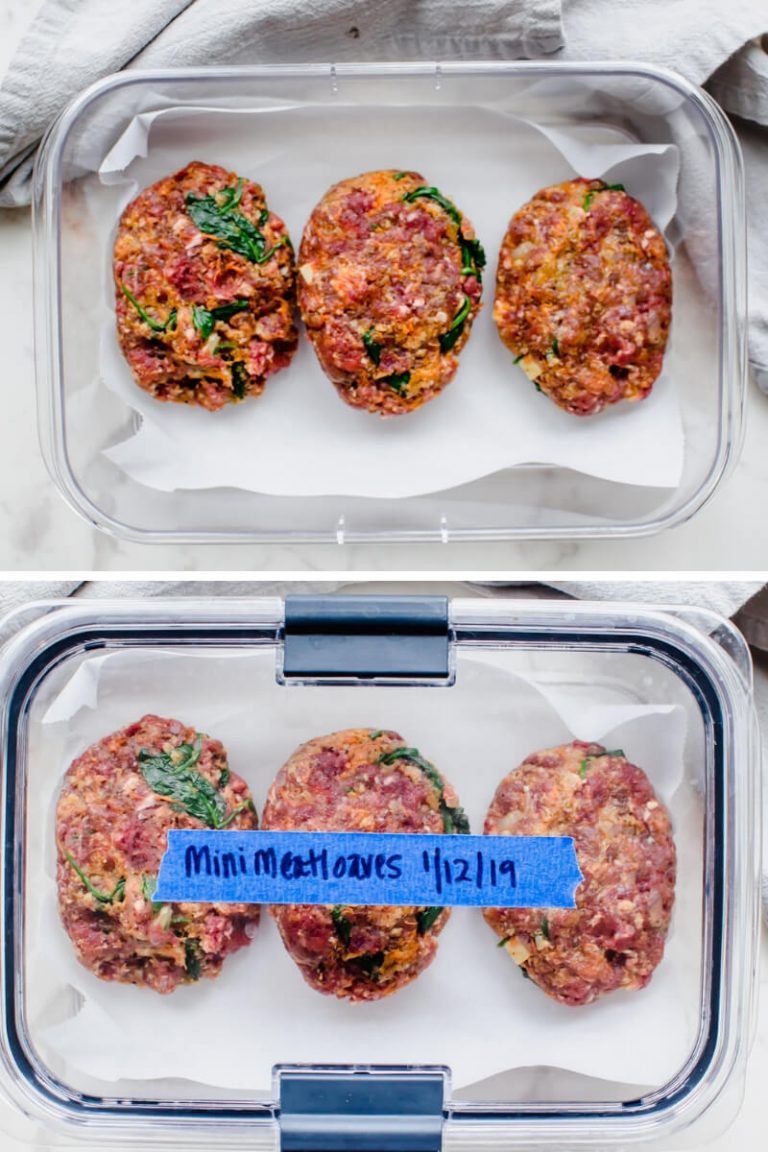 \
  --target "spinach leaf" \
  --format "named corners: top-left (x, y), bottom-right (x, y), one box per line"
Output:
top-left (417, 907), bottom-right (442, 934)
top-left (211, 299), bottom-right (251, 322)
top-left (64, 851), bottom-right (125, 905)
top-left (362, 328), bottom-right (383, 366)
top-left (331, 906), bottom-right (352, 948)
top-left (138, 738), bottom-right (238, 828)
top-left (540, 917), bottom-right (550, 940)
top-left (379, 747), bottom-right (470, 834)
top-left (184, 938), bottom-right (203, 980)
top-left (186, 184), bottom-right (286, 265)
top-left (141, 872), bottom-right (164, 913)
top-left (402, 185), bottom-right (484, 287)
top-left (217, 177), bottom-right (245, 211)
top-left (120, 283), bottom-right (177, 333)
top-left (381, 371), bottom-right (410, 396)
top-left (402, 185), bottom-right (462, 227)
top-left (217, 800), bottom-right (253, 828)
top-left (583, 183), bottom-right (626, 212)
top-left (231, 361), bottom-right (249, 400)
top-left (192, 304), bottom-right (215, 342)
top-left (401, 181), bottom-right (484, 295)
top-left (579, 747), bottom-right (625, 779)
top-left (551, 338), bottom-right (560, 357)
top-left (380, 746), bottom-right (442, 789)
top-left (439, 295), bottom-right (472, 353)
top-left (192, 298), bottom-right (251, 342)
top-left (459, 236), bottom-right (486, 280)
top-left (441, 805), bottom-right (470, 835)
top-left (350, 951), bottom-right (385, 978)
